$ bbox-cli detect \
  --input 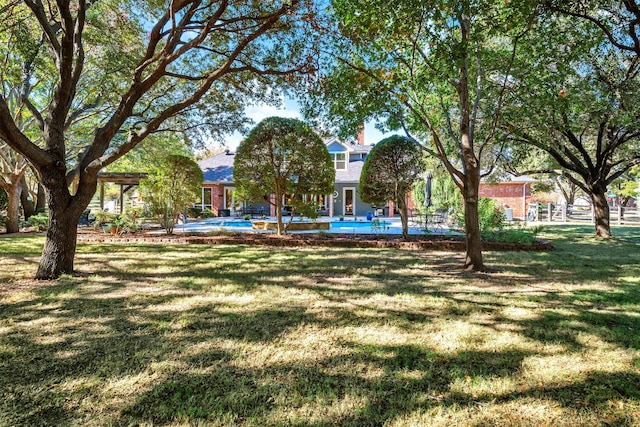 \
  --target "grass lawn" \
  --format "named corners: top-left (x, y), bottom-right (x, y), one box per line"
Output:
top-left (0, 225), bottom-right (639, 426)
